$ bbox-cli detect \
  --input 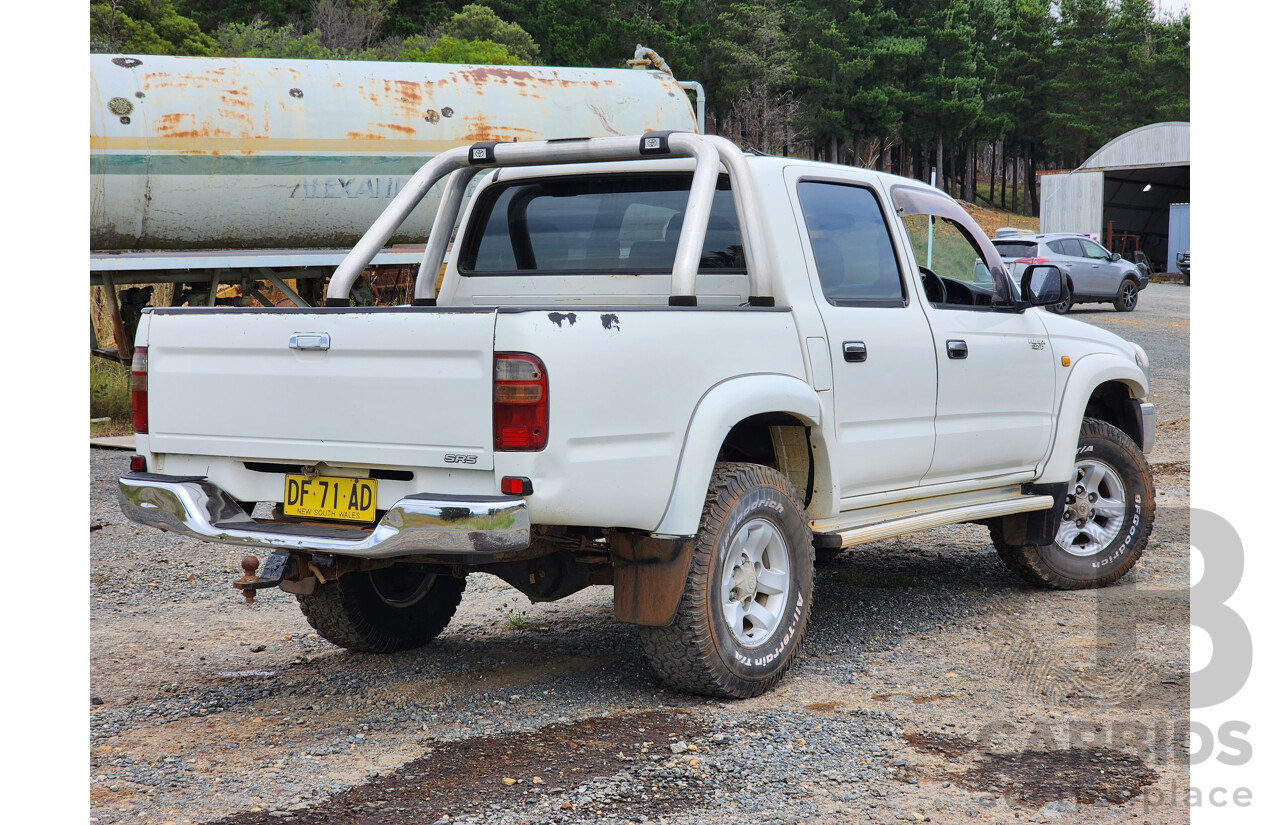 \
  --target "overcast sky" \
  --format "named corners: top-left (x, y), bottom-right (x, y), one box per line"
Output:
top-left (1155, 0), bottom-right (1190, 16)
